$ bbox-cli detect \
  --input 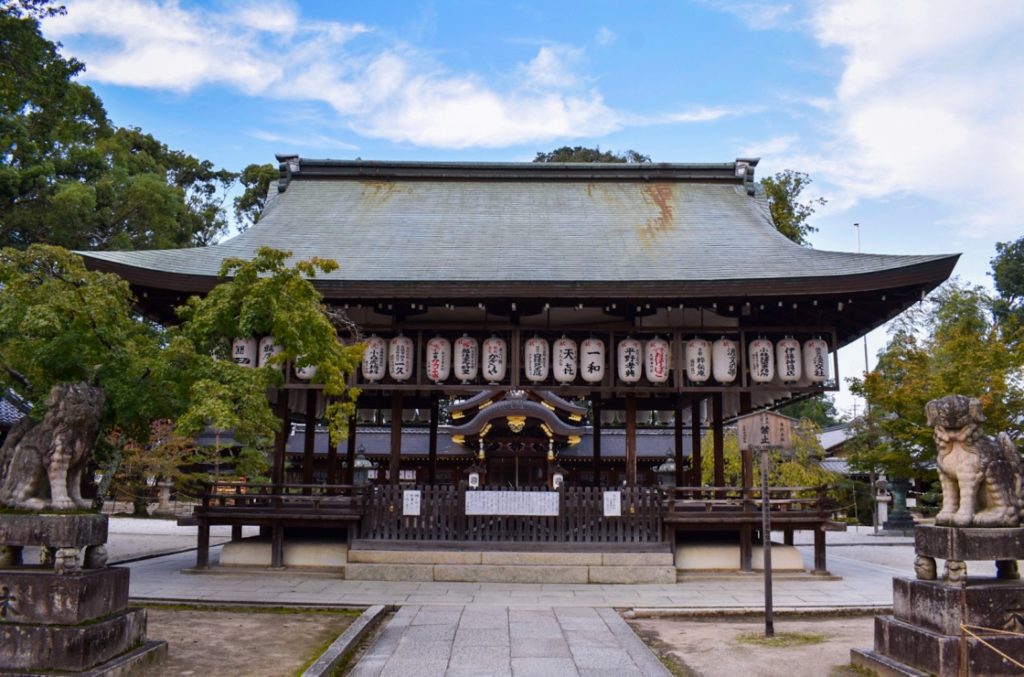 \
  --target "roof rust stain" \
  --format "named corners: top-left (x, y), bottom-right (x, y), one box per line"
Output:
top-left (637, 183), bottom-right (676, 249)
top-left (358, 179), bottom-right (403, 205)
